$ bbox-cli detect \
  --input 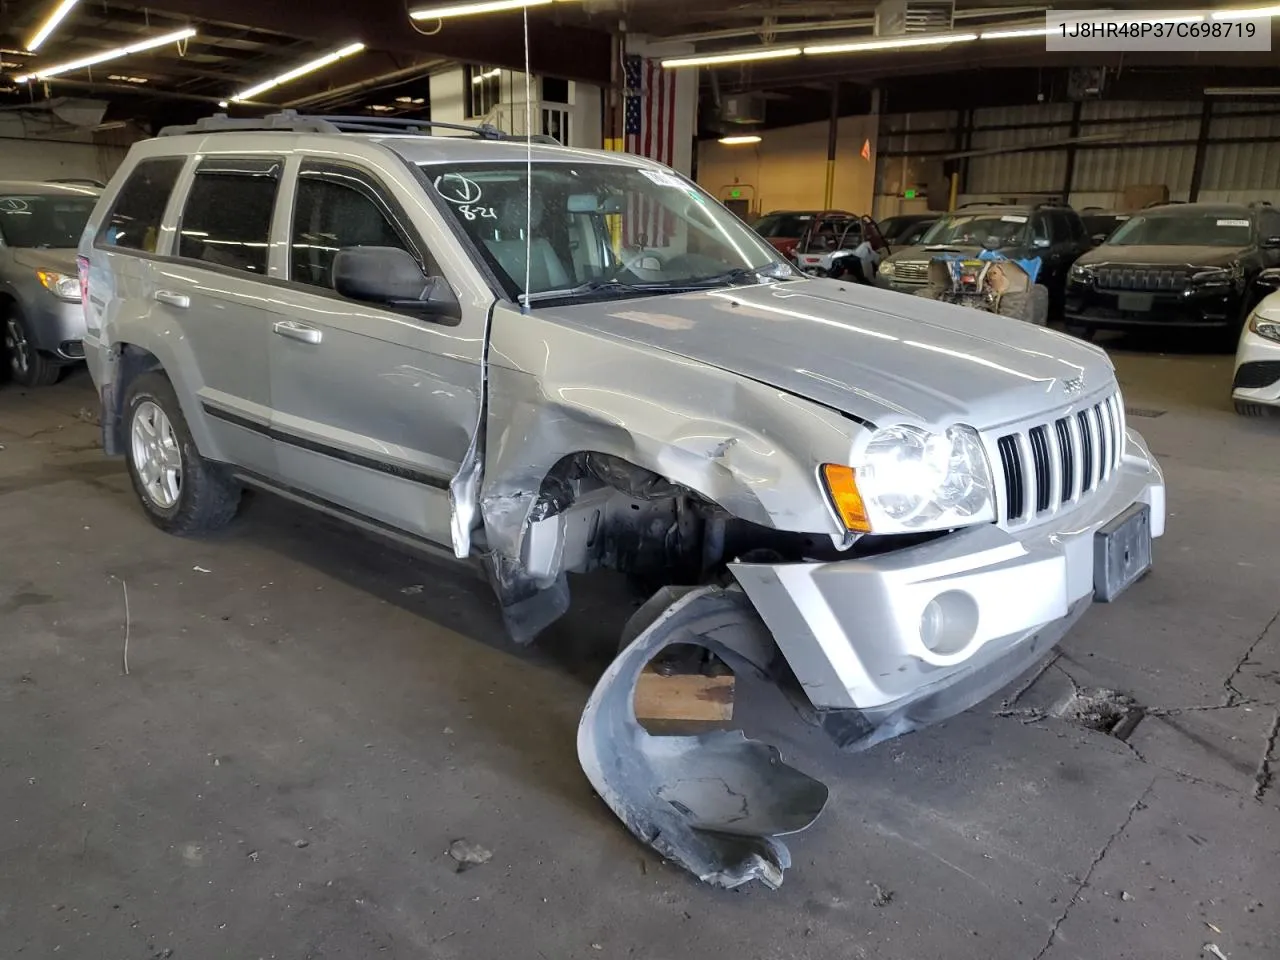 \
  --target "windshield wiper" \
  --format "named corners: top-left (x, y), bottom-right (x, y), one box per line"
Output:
top-left (521, 279), bottom-right (663, 305)
top-left (656, 266), bottom-right (783, 291)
